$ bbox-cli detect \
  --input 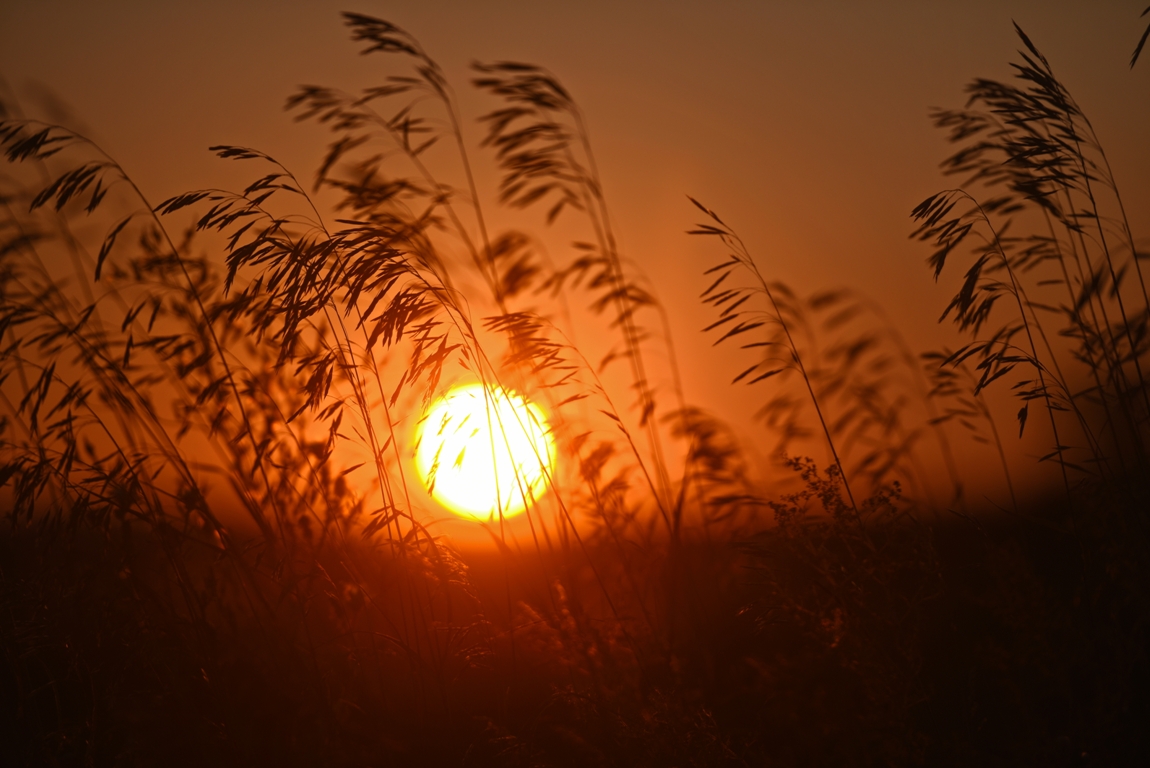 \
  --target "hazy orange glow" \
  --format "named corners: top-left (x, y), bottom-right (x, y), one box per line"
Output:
top-left (3, 2), bottom-right (1146, 508)
top-left (414, 384), bottom-right (556, 520)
